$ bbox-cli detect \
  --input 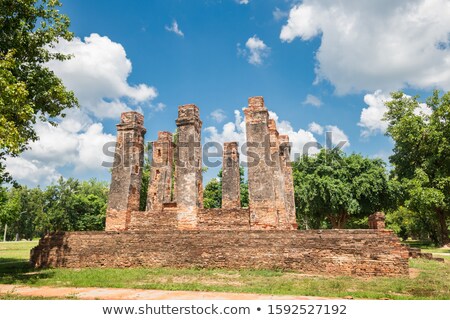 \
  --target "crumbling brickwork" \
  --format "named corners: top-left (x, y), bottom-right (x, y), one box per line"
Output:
top-left (105, 112), bottom-right (146, 231)
top-left (30, 229), bottom-right (409, 277)
top-left (222, 142), bottom-right (241, 209)
top-left (279, 134), bottom-right (297, 229)
top-left (175, 104), bottom-right (203, 229)
top-left (146, 131), bottom-right (174, 210)
top-left (244, 97), bottom-right (278, 228)
top-left (369, 212), bottom-right (386, 230)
